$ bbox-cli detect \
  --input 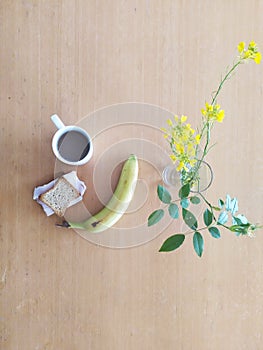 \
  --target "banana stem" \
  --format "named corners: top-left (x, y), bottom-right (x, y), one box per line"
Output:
top-left (56, 221), bottom-right (71, 228)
